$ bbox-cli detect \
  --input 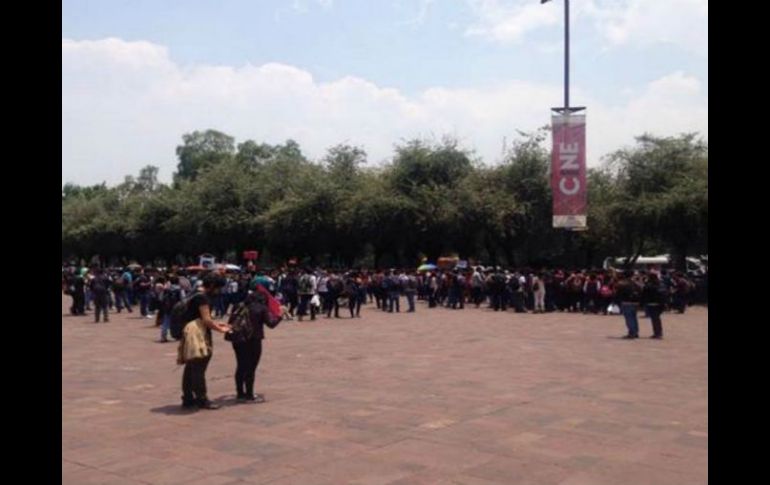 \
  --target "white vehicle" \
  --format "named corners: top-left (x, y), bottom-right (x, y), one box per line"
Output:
top-left (602, 254), bottom-right (706, 275)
